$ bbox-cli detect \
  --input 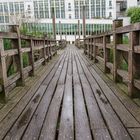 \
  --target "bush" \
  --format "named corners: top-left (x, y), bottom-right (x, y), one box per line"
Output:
top-left (127, 7), bottom-right (140, 23)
